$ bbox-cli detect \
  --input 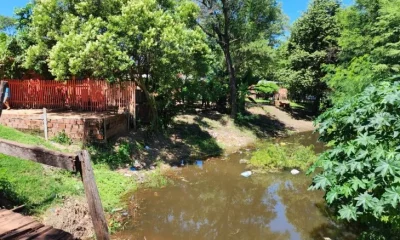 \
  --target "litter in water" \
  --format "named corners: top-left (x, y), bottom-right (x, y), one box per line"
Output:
top-left (241, 171), bottom-right (252, 177)
top-left (291, 169), bottom-right (300, 175)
